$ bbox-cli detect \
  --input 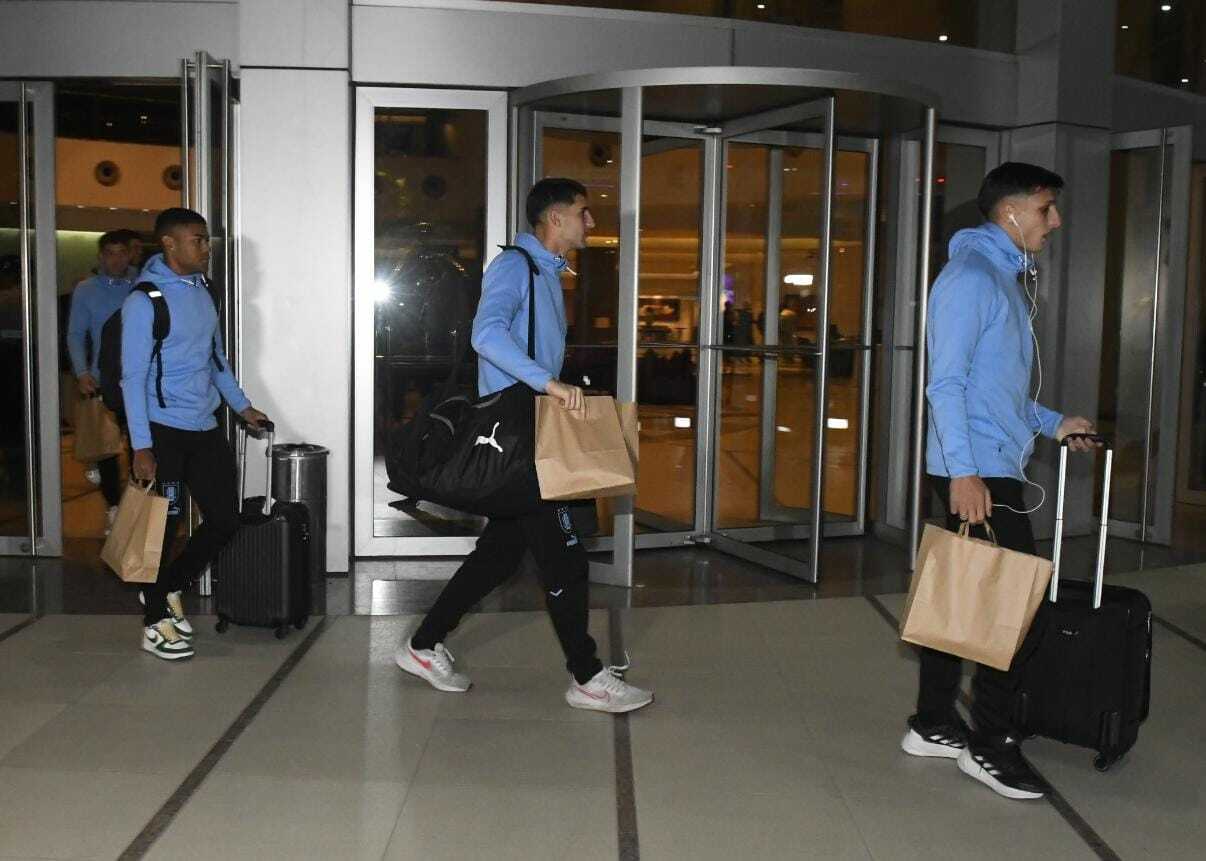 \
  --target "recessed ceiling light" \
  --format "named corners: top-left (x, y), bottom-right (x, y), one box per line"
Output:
top-left (1162, 4), bottom-right (1172, 11)
top-left (756, 3), bottom-right (766, 9)
top-left (1182, 77), bottom-right (1190, 83)
top-left (1121, 24), bottom-right (1130, 30)
top-left (938, 34), bottom-right (949, 42)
